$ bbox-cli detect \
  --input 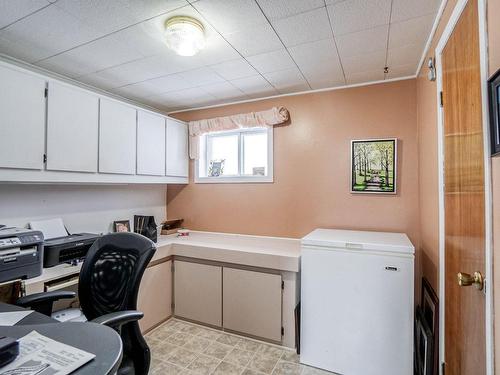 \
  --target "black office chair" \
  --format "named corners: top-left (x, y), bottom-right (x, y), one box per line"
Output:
top-left (16, 232), bottom-right (156, 375)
